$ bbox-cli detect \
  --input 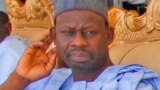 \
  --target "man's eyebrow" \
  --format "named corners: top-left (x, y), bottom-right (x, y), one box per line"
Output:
top-left (58, 23), bottom-right (96, 31)
top-left (58, 26), bottom-right (75, 31)
top-left (82, 24), bottom-right (97, 29)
